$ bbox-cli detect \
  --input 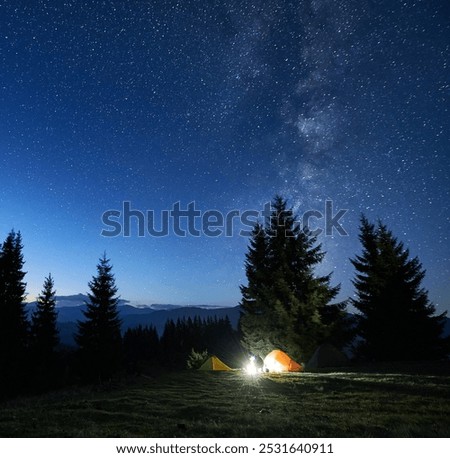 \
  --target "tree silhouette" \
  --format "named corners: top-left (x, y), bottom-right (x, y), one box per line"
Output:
top-left (159, 319), bottom-right (181, 366)
top-left (31, 274), bottom-right (59, 361)
top-left (239, 196), bottom-right (347, 362)
top-left (123, 324), bottom-right (159, 373)
top-left (239, 222), bottom-right (274, 356)
top-left (75, 254), bottom-right (123, 381)
top-left (351, 216), bottom-right (447, 361)
top-left (158, 315), bottom-right (240, 368)
top-left (0, 230), bottom-right (29, 393)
